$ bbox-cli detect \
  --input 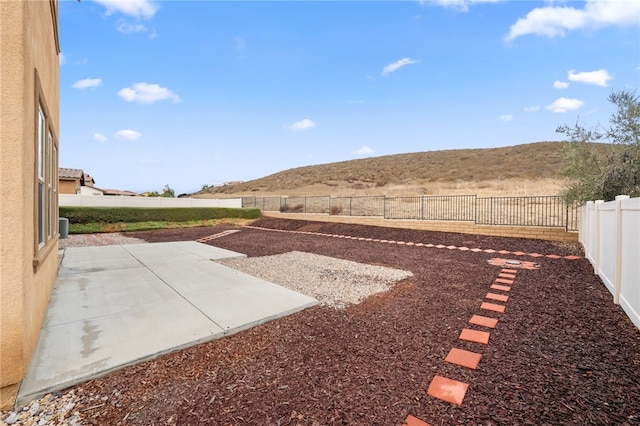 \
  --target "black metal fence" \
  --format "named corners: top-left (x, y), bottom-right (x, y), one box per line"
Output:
top-left (242, 195), bottom-right (579, 231)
